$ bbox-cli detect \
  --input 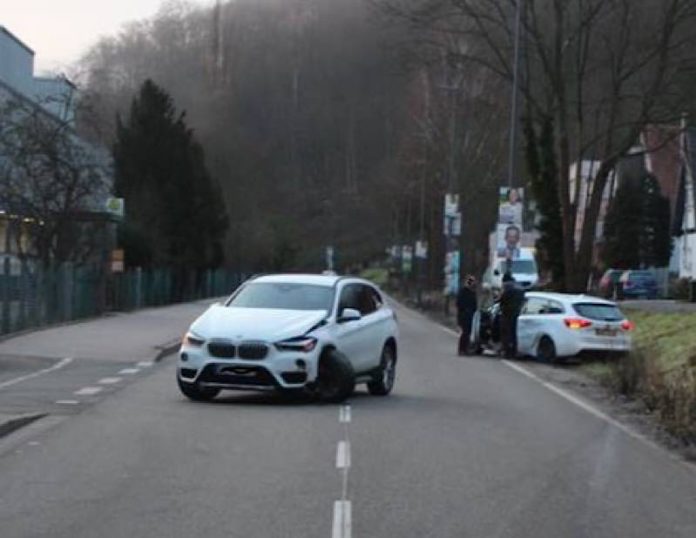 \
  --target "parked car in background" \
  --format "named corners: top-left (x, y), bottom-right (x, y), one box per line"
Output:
top-left (598, 269), bottom-right (624, 299)
top-left (472, 292), bottom-right (633, 362)
top-left (619, 270), bottom-right (658, 299)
